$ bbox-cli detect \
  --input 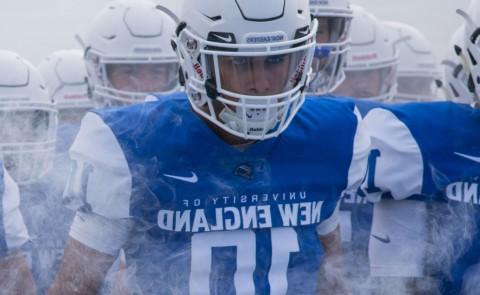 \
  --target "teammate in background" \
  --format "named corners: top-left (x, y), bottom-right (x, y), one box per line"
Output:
top-left (0, 51), bottom-right (57, 186)
top-left (0, 50), bottom-right (57, 294)
top-left (38, 49), bottom-right (93, 154)
top-left (359, 2), bottom-right (480, 293)
top-left (308, 0), bottom-right (353, 95)
top-left (315, 6), bottom-right (398, 293)
top-left (39, 49), bottom-right (129, 294)
top-left (383, 21), bottom-right (442, 103)
top-left (48, 0), bottom-right (370, 294)
top-left (437, 26), bottom-right (476, 104)
top-left (356, 20), bottom-right (441, 295)
top-left (333, 6), bottom-right (399, 102)
top-left (0, 162), bottom-right (36, 295)
top-left (78, 0), bottom-right (180, 107)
